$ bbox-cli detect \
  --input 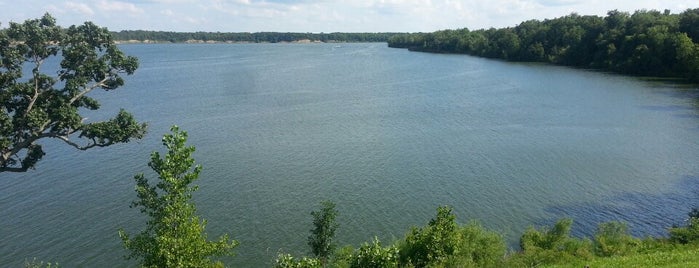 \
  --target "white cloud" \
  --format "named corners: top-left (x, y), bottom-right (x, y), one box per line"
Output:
top-left (65, 1), bottom-right (95, 16)
top-left (3, 0), bottom-right (698, 32)
top-left (96, 0), bottom-right (144, 14)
